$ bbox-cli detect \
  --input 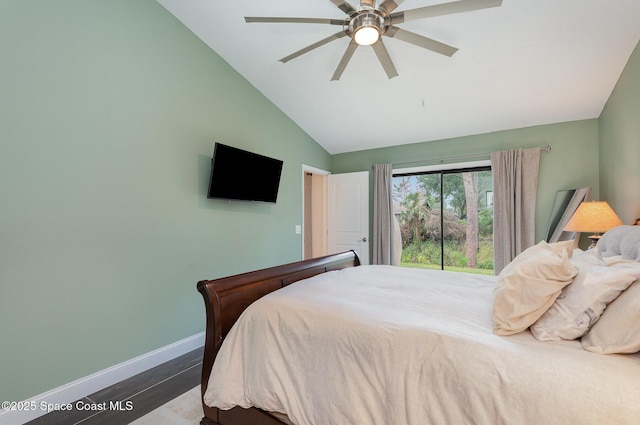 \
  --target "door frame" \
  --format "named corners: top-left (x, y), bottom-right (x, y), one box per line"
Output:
top-left (301, 165), bottom-right (330, 260)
